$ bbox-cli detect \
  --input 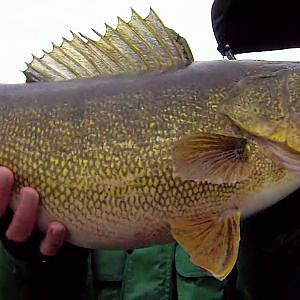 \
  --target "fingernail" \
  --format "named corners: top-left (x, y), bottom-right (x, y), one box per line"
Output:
top-left (0, 169), bottom-right (8, 188)
top-left (21, 188), bottom-right (39, 205)
top-left (49, 224), bottom-right (67, 240)
top-left (22, 192), bottom-right (33, 205)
